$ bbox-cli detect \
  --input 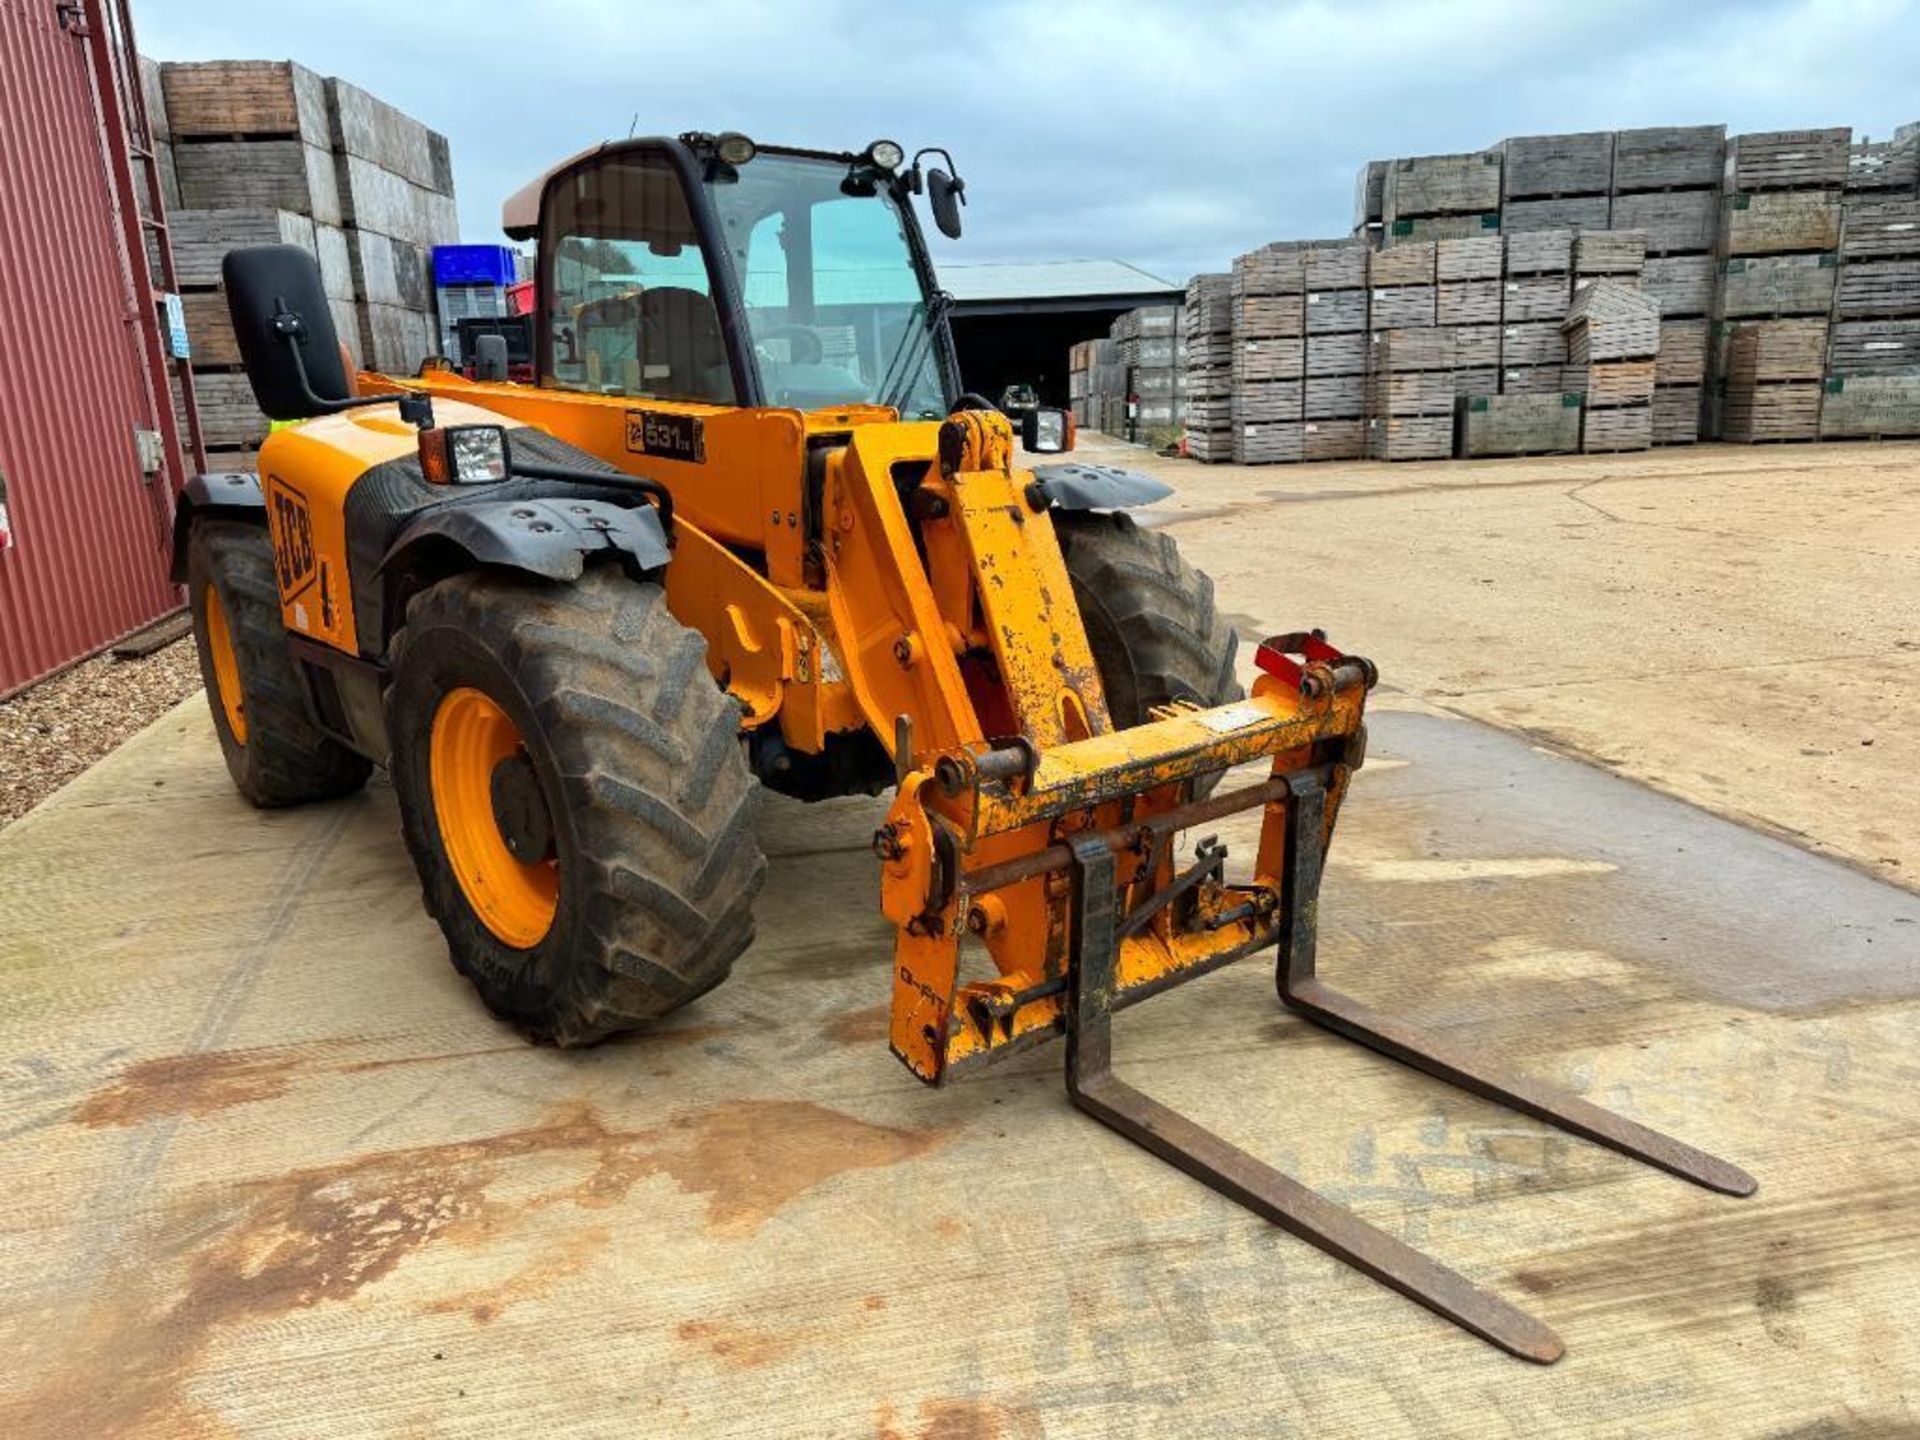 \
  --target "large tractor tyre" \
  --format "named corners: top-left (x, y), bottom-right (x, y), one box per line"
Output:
top-left (385, 567), bottom-right (766, 1046)
top-left (186, 519), bottom-right (373, 807)
top-left (1054, 510), bottom-right (1242, 729)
